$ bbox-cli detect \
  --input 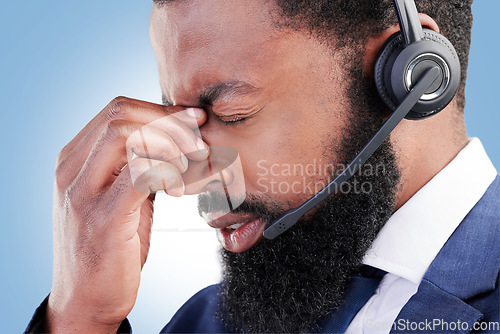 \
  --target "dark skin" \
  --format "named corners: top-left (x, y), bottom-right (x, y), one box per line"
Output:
top-left (46, 0), bottom-right (468, 332)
